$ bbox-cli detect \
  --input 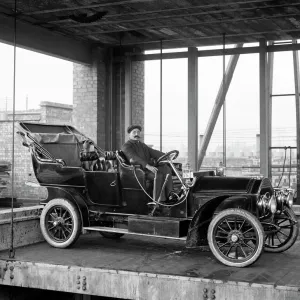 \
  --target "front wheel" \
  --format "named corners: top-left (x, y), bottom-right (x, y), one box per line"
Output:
top-left (40, 198), bottom-right (82, 248)
top-left (264, 207), bottom-right (299, 253)
top-left (208, 208), bottom-right (264, 267)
